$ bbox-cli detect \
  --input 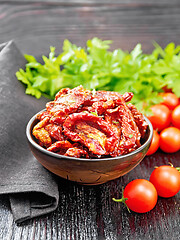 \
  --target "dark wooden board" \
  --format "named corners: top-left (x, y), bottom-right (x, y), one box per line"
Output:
top-left (0, 1), bottom-right (180, 56)
top-left (0, 152), bottom-right (179, 240)
top-left (0, 1), bottom-right (180, 239)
